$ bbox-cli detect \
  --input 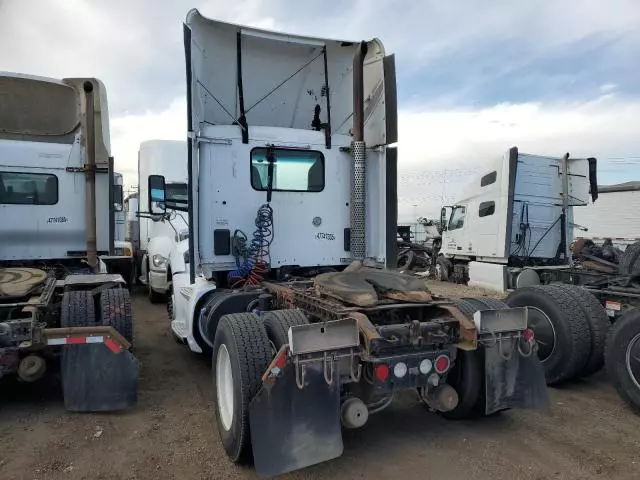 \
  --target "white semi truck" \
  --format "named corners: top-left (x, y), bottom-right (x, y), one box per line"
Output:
top-left (0, 72), bottom-right (138, 411)
top-left (150, 12), bottom-right (556, 476)
top-left (136, 140), bottom-right (188, 302)
top-left (435, 147), bottom-right (598, 291)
